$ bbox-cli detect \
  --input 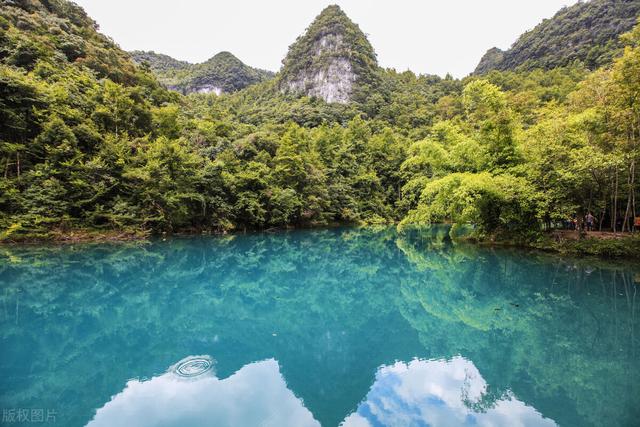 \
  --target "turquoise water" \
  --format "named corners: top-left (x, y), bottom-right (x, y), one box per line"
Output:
top-left (0, 227), bottom-right (639, 427)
